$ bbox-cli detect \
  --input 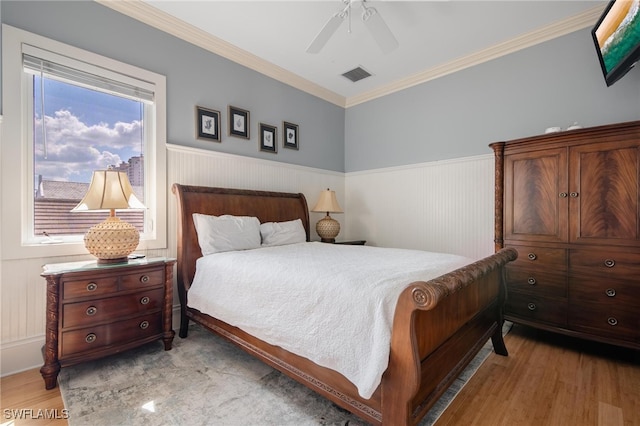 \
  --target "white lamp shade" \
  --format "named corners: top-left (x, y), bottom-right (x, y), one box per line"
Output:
top-left (311, 189), bottom-right (343, 213)
top-left (71, 170), bottom-right (145, 212)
